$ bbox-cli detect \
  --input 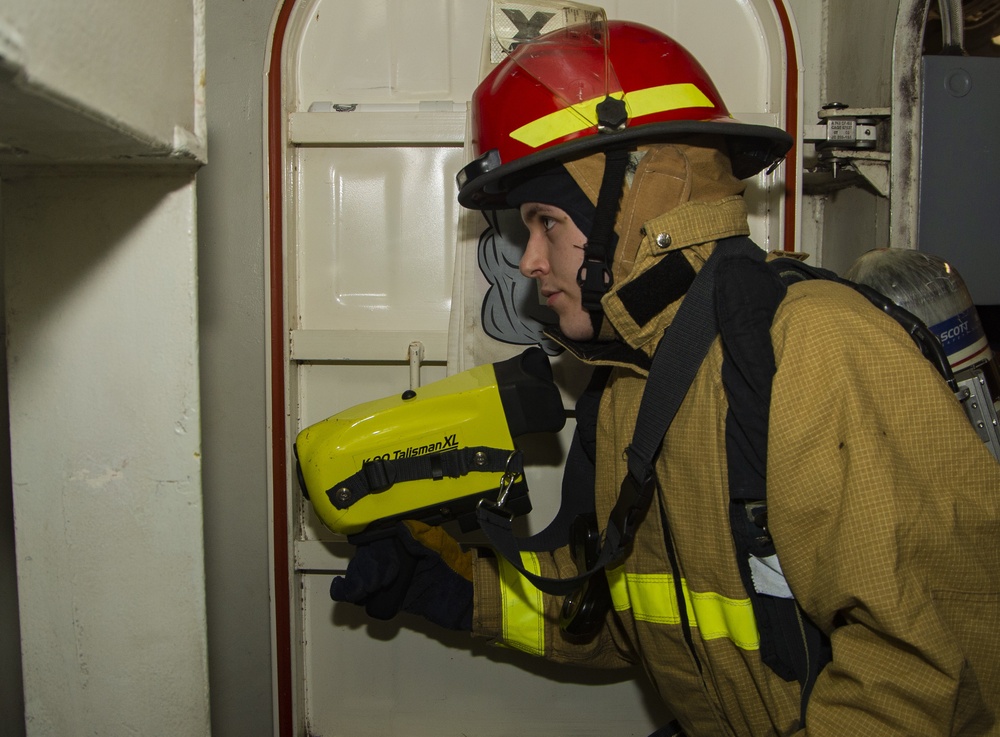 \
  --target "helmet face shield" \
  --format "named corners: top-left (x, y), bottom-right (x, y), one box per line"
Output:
top-left (489, 1), bottom-right (607, 56)
top-left (457, 7), bottom-right (793, 209)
